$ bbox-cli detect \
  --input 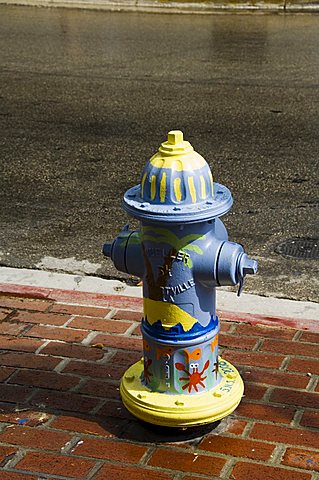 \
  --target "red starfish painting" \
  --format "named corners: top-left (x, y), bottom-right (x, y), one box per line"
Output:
top-left (175, 360), bottom-right (210, 393)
